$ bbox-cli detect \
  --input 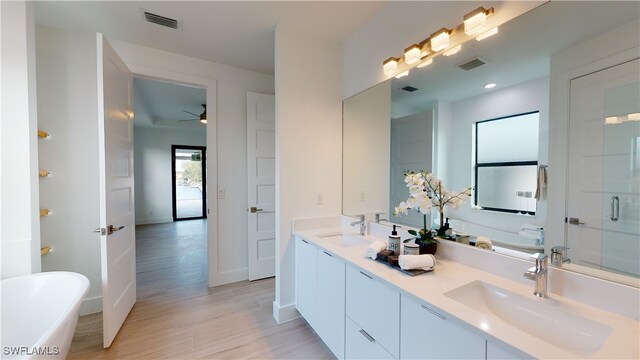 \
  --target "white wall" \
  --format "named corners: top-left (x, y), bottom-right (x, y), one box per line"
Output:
top-left (1, 1), bottom-right (41, 279)
top-left (342, 1), bottom-right (545, 99)
top-left (343, 81), bottom-right (390, 219)
top-left (110, 40), bottom-right (274, 285)
top-left (134, 125), bottom-right (206, 225)
top-left (274, 24), bottom-right (343, 323)
top-left (547, 20), bottom-right (640, 253)
top-left (444, 77), bottom-right (549, 235)
top-left (34, 25), bottom-right (102, 314)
